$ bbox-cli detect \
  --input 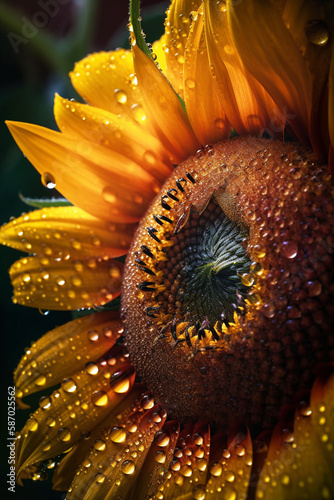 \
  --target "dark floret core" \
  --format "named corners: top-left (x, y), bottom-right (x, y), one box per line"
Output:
top-left (121, 137), bottom-right (334, 430)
